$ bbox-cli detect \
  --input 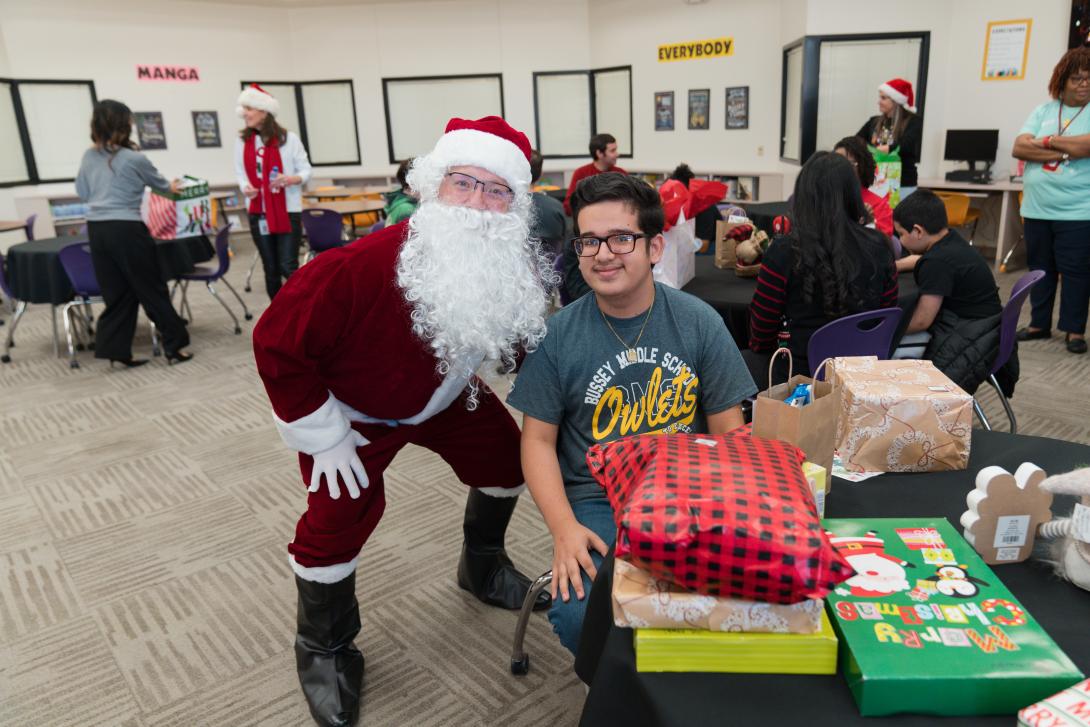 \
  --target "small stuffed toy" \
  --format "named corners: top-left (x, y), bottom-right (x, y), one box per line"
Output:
top-left (1037, 467), bottom-right (1090, 593)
